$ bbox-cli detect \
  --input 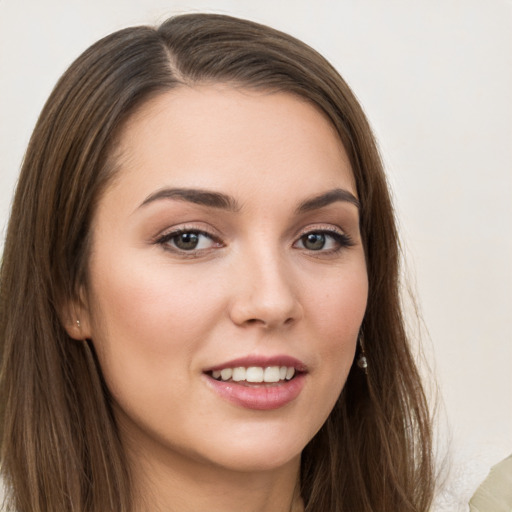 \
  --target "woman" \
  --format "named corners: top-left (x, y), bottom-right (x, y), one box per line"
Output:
top-left (0, 13), bottom-right (434, 512)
